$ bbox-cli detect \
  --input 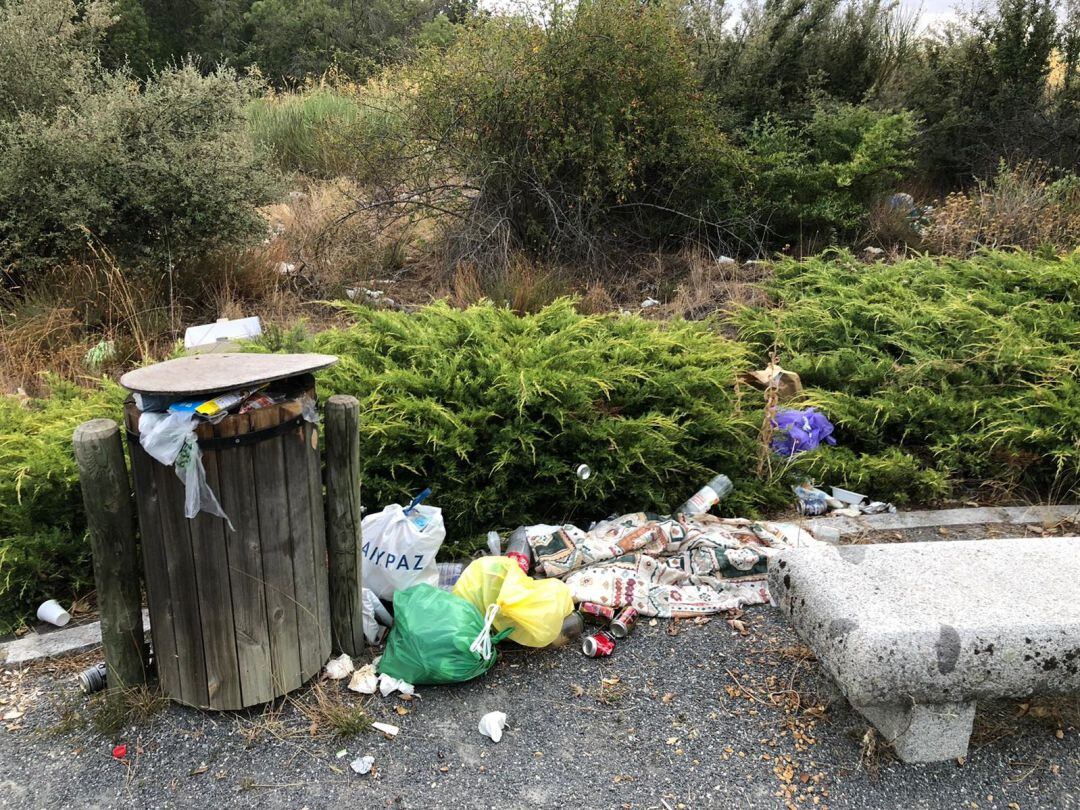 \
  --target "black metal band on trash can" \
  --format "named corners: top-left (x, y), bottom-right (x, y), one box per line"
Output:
top-left (125, 414), bottom-right (308, 452)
